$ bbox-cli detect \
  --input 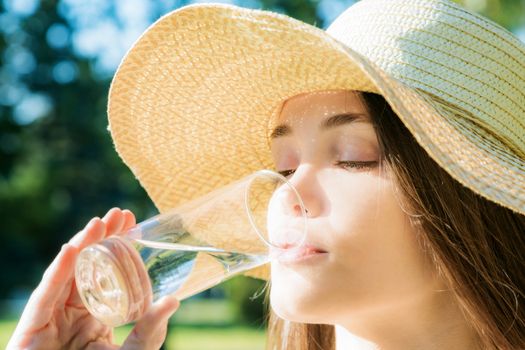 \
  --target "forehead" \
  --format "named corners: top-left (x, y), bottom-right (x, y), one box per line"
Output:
top-left (269, 90), bottom-right (371, 141)
top-left (278, 90), bottom-right (367, 123)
